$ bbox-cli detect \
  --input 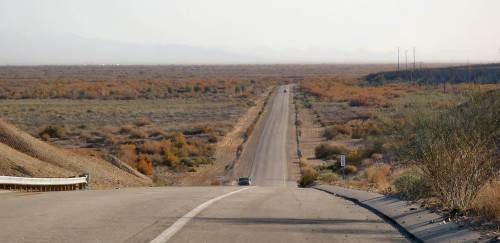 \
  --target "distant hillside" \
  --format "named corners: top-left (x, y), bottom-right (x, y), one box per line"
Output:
top-left (0, 119), bottom-right (151, 188)
top-left (365, 64), bottom-right (500, 85)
